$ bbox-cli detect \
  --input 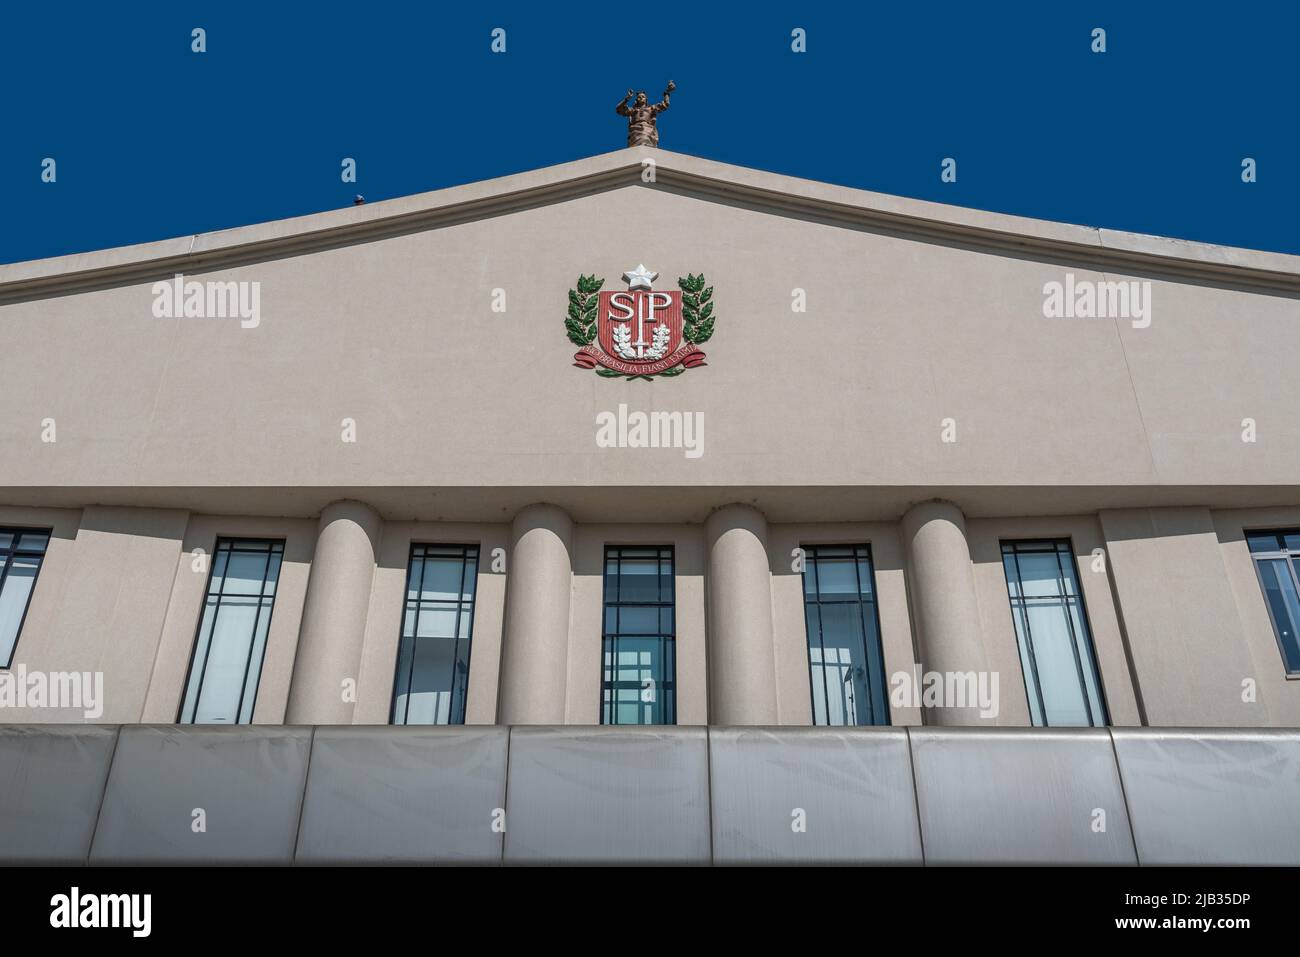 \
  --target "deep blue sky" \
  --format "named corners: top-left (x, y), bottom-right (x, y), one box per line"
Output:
top-left (2, 1), bottom-right (1294, 265)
